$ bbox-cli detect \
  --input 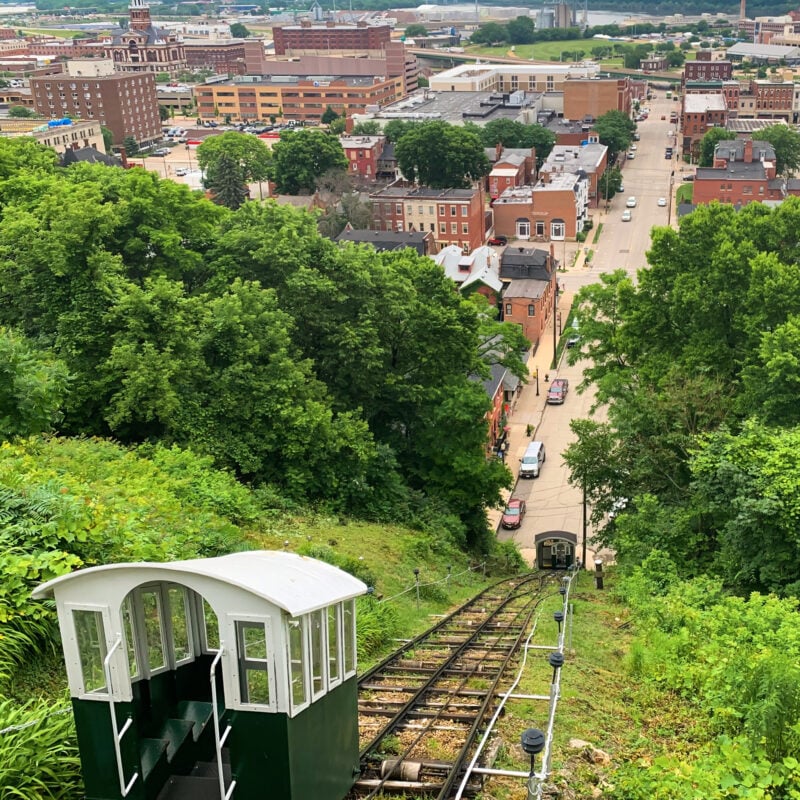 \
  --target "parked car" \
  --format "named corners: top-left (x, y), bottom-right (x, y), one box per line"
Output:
top-left (627, 151), bottom-right (635, 159)
top-left (153, 147), bottom-right (170, 157)
top-left (630, 144), bottom-right (637, 151)
top-left (501, 498), bottom-right (526, 530)
top-left (682, 174), bottom-right (695, 182)
top-left (175, 167), bottom-right (188, 176)
top-left (626, 196), bottom-right (637, 208)
top-left (621, 210), bottom-right (632, 222)
top-left (660, 115), bottom-right (666, 120)
top-left (546, 377), bottom-right (569, 405)
top-left (658, 197), bottom-right (667, 207)
top-left (566, 333), bottom-right (581, 348)
top-left (488, 235), bottom-right (508, 246)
